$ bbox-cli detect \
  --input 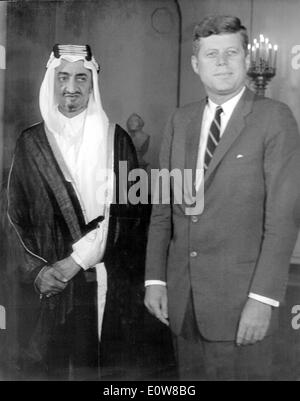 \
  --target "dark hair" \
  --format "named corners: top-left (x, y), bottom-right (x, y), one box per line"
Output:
top-left (192, 15), bottom-right (249, 55)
